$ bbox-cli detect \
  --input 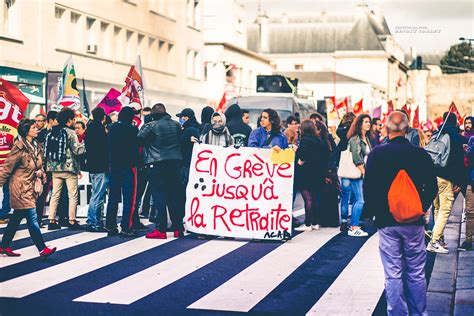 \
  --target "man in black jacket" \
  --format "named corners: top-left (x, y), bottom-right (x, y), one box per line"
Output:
top-left (176, 108), bottom-right (200, 187)
top-left (428, 112), bottom-right (467, 253)
top-left (105, 107), bottom-right (140, 237)
top-left (225, 104), bottom-right (252, 148)
top-left (364, 111), bottom-right (437, 316)
top-left (138, 103), bottom-right (184, 239)
top-left (84, 107), bottom-right (108, 232)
